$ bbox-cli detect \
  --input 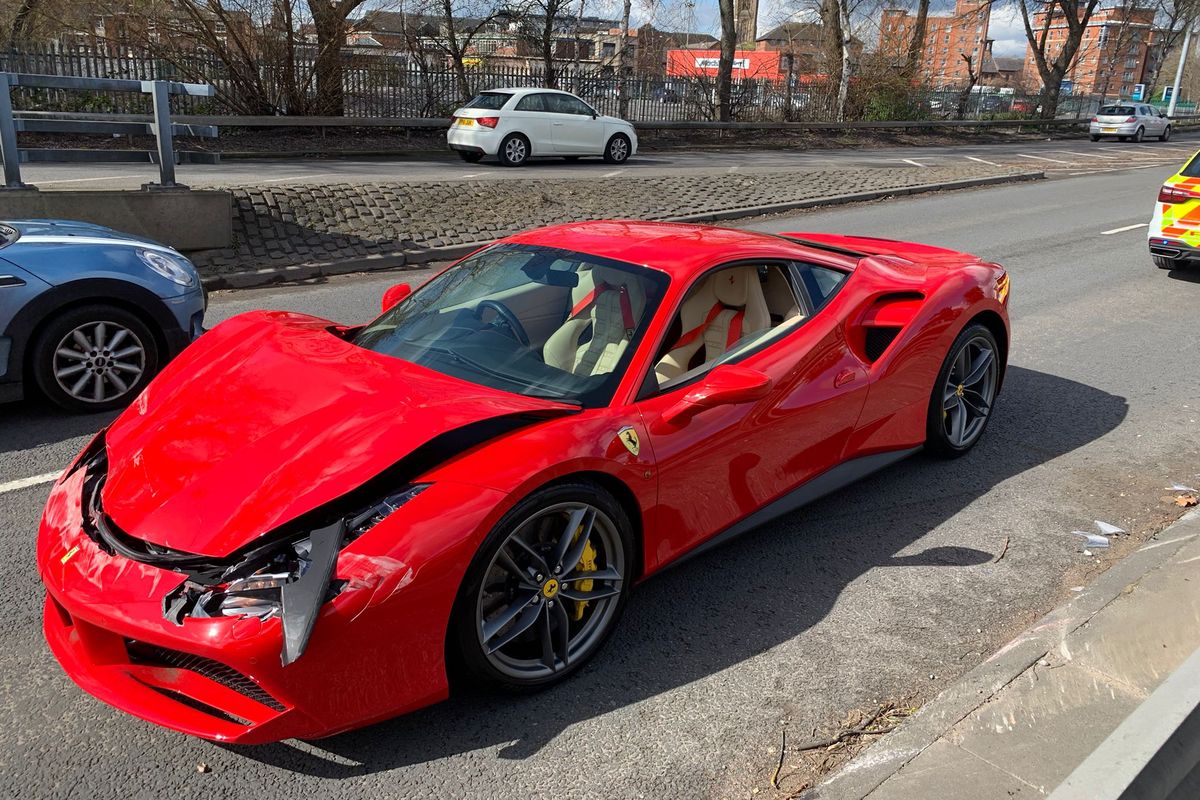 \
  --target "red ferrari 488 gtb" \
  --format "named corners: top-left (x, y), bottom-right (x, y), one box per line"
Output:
top-left (38, 221), bottom-right (1009, 743)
